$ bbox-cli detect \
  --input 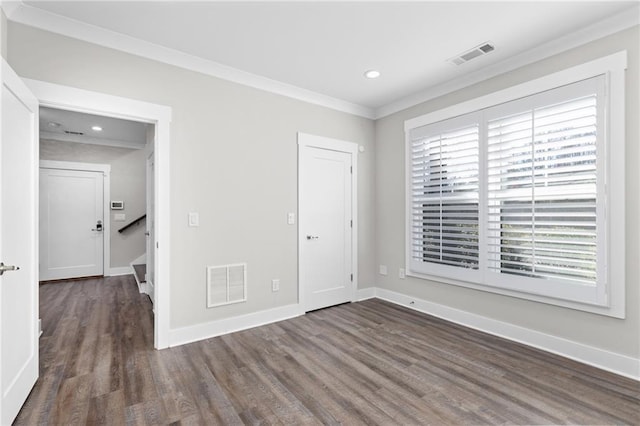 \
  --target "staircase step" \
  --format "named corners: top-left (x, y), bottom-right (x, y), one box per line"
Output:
top-left (133, 264), bottom-right (146, 284)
